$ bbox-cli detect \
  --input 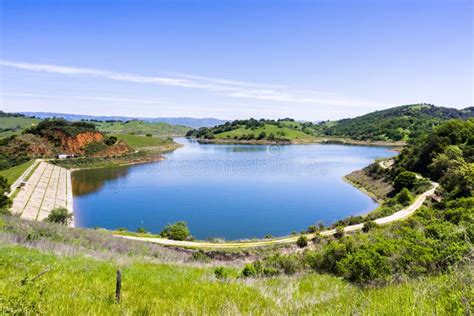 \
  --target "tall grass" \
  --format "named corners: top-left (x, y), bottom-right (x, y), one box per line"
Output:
top-left (0, 245), bottom-right (470, 315)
